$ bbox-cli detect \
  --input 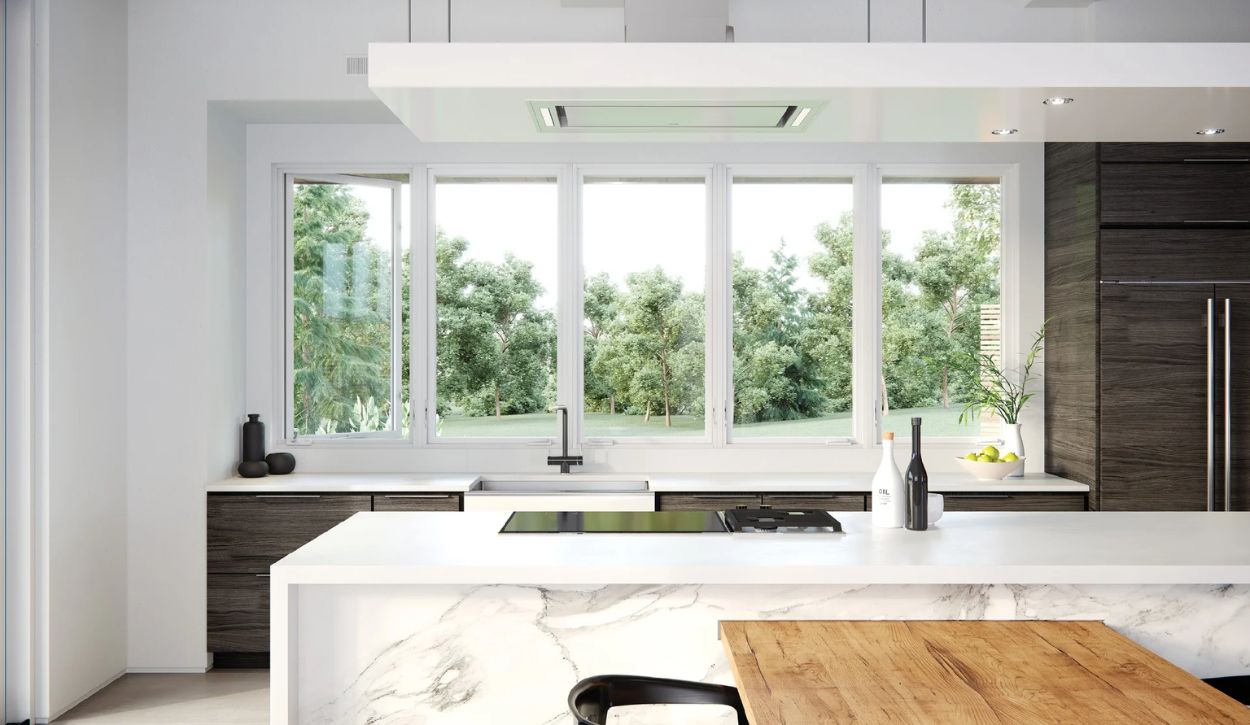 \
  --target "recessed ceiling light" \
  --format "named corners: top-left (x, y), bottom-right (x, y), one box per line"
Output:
top-left (991, 128), bottom-right (1019, 136)
top-left (1196, 127), bottom-right (1225, 136)
top-left (540, 107), bottom-right (555, 128)
top-left (1043, 96), bottom-right (1075, 106)
top-left (791, 107), bottom-right (812, 127)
